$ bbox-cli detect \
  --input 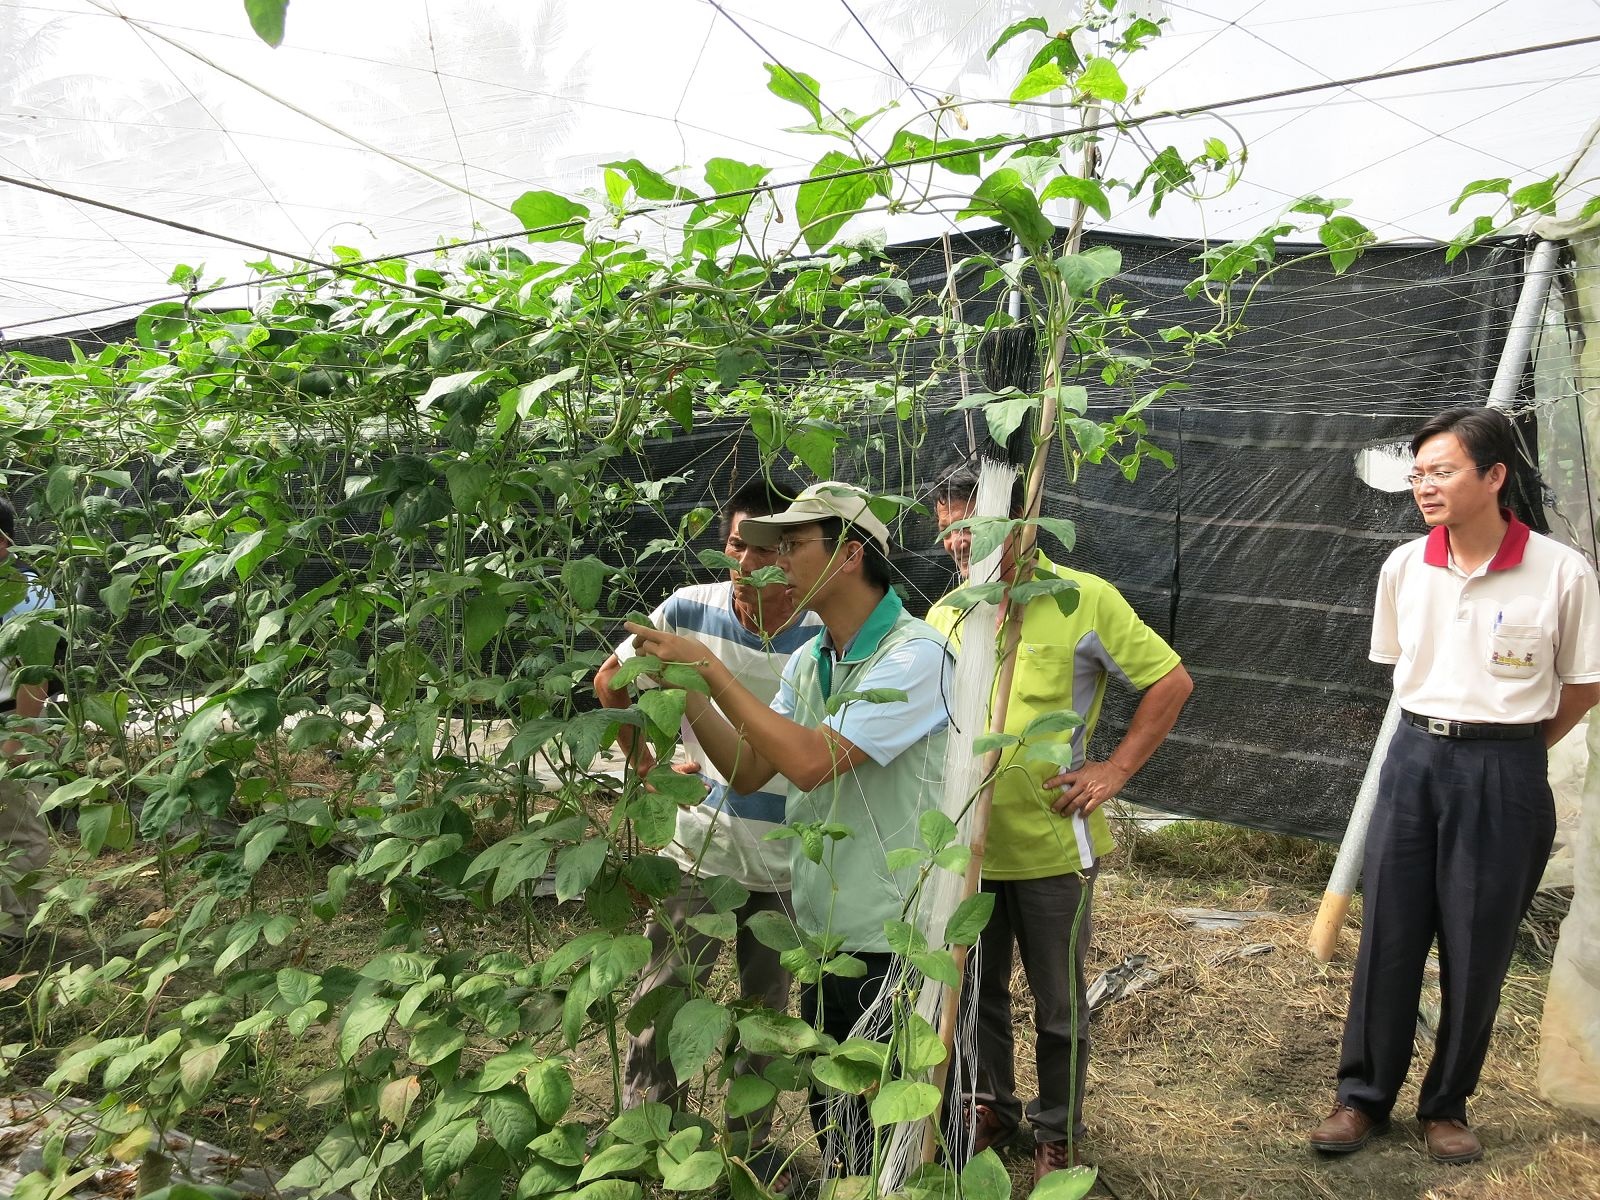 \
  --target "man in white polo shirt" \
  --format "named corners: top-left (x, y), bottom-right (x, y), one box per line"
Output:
top-left (1310, 406), bottom-right (1600, 1165)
